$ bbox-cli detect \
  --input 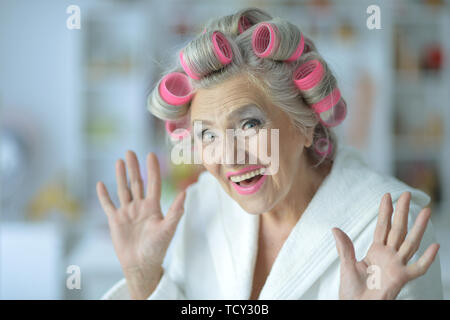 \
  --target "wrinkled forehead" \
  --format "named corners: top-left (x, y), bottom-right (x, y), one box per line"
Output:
top-left (190, 74), bottom-right (270, 123)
